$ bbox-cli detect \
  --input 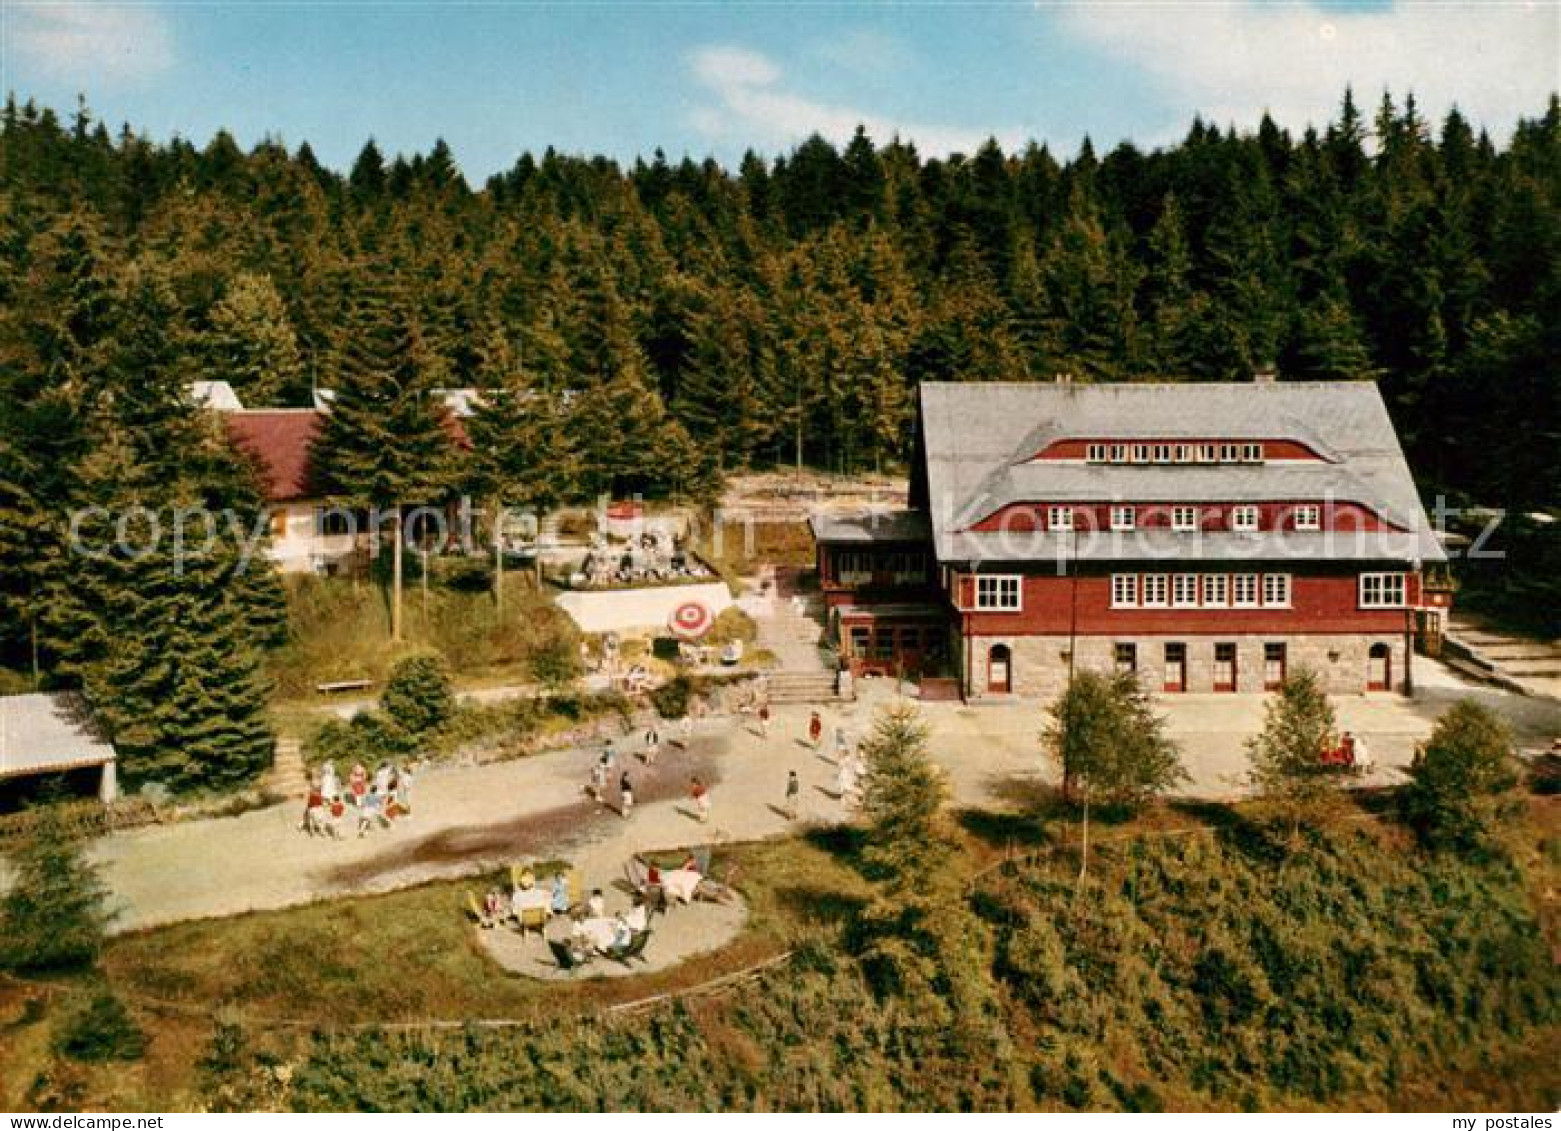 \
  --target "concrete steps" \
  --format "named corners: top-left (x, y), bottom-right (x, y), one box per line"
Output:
top-left (766, 671), bottom-right (841, 704)
top-left (266, 737), bottom-right (310, 800)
